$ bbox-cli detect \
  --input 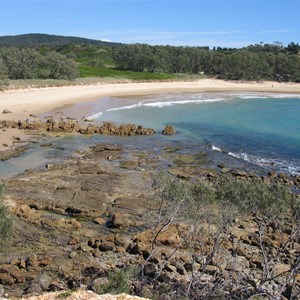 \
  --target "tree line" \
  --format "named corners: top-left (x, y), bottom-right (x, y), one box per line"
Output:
top-left (0, 47), bottom-right (79, 82)
top-left (113, 42), bottom-right (300, 82)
